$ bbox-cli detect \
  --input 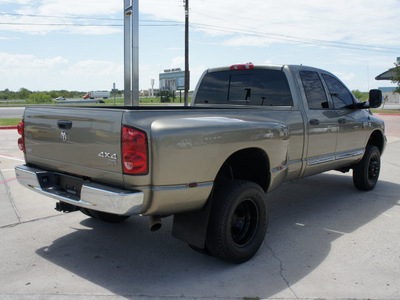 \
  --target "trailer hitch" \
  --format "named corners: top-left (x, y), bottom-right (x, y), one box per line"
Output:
top-left (55, 201), bottom-right (79, 213)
